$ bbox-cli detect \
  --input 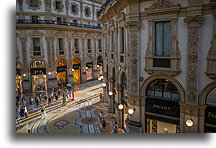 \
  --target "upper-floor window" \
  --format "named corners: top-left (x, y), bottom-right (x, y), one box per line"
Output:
top-left (111, 31), bottom-right (114, 52)
top-left (72, 4), bottom-right (77, 13)
top-left (120, 27), bottom-right (125, 54)
top-left (85, 7), bottom-right (91, 17)
top-left (32, 16), bottom-right (39, 23)
top-left (33, 38), bottom-right (41, 56)
top-left (74, 39), bottom-right (79, 54)
top-left (154, 21), bottom-right (171, 57)
top-left (59, 38), bottom-right (64, 55)
top-left (56, 1), bottom-right (61, 10)
top-left (87, 39), bottom-right (91, 50)
top-left (57, 17), bottom-right (62, 24)
top-left (98, 39), bottom-right (102, 51)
